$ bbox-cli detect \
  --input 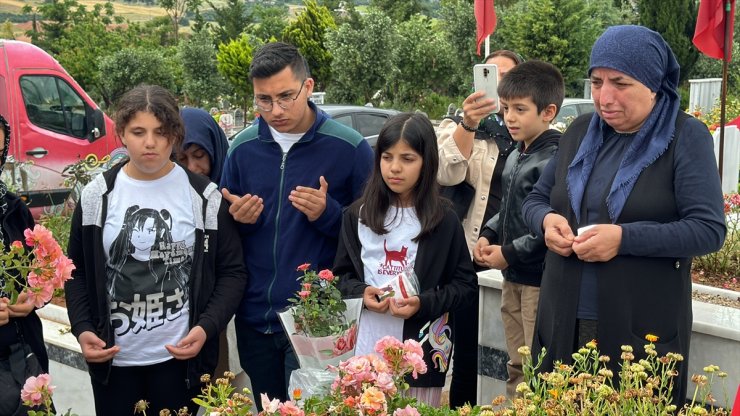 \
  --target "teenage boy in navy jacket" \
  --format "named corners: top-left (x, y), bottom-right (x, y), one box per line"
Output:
top-left (220, 42), bottom-right (373, 410)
